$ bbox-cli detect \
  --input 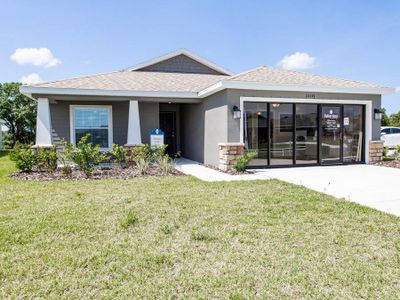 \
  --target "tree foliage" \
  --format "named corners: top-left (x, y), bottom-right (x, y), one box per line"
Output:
top-left (382, 107), bottom-right (400, 127)
top-left (0, 82), bottom-right (37, 148)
